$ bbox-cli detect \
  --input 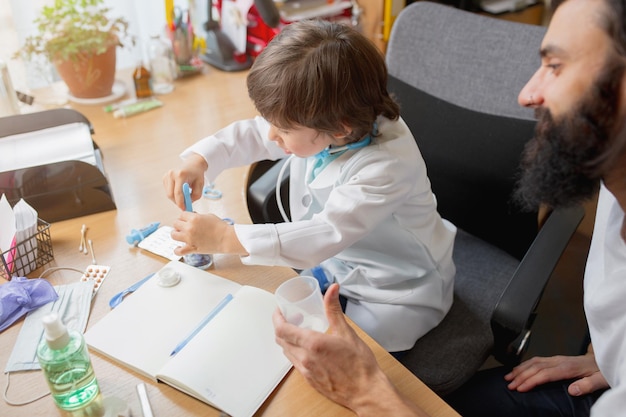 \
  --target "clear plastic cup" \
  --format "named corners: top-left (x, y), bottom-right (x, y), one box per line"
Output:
top-left (275, 276), bottom-right (329, 332)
